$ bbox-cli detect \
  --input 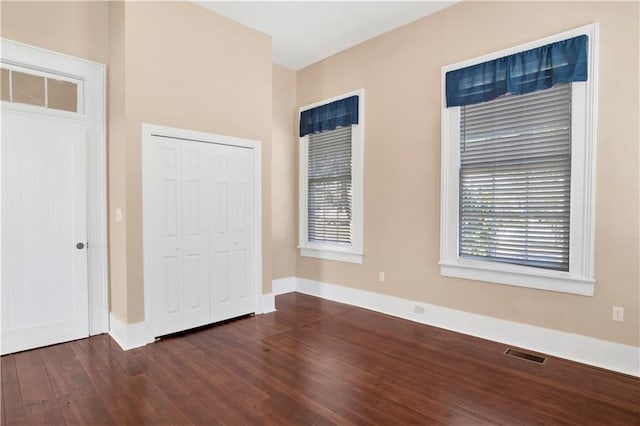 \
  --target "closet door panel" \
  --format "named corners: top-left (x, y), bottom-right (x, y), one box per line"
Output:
top-left (210, 144), bottom-right (255, 322)
top-left (151, 138), bottom-right (209, 337)
top-left (229, 147), bottom-right (254, 310)
top-left (180, 141), bottom-right (209, 324)
top-left (150, 137), bottom-right (182, 336)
